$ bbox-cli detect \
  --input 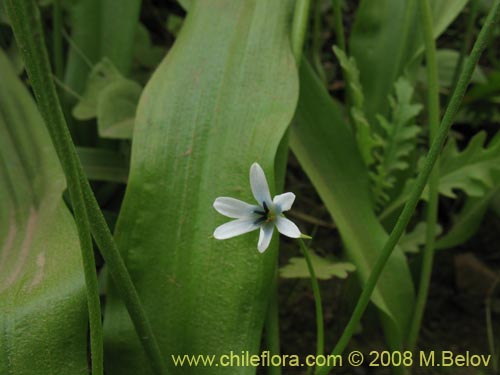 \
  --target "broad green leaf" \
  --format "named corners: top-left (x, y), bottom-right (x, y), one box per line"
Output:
top-left (65, 0), bottom-right (141, 119)
top-left (64, 0), bottom-right (101, 98)
top-left (100, 0), bottom-right (141, 75)
top-left (280, 252), bottom-right (355, 280)
top-left (97, 79), bottom-right (142, 139)
top-left (438, 131), bottom-right (500, 198)
top-left (350, 0), bottom-right (467, 120)
top-left (291, 61), bottom-right (415, 350)
top-left (371, 77), bottom-right (422, 208)
top-left (176, 0), bottom-right (192, 12)
top-left (0, 50), bottom-right (87, 374)
top-left (77, 147), bottom-right (129, 183)
top-left (103, 1), bottom-right (298, 374)
top-left (418, 49), bottom-right (487, 89)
